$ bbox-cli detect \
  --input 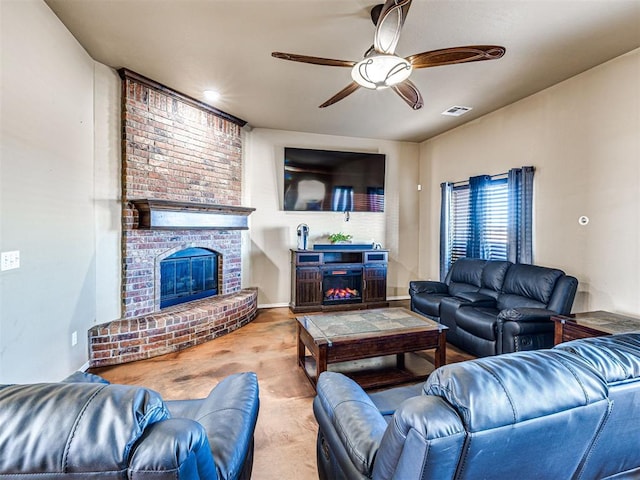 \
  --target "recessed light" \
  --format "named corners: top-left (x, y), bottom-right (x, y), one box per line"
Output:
top-left (204, 90), bottom-right (220, 102)
top-left (442, 105), bottom-right (472, 117)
